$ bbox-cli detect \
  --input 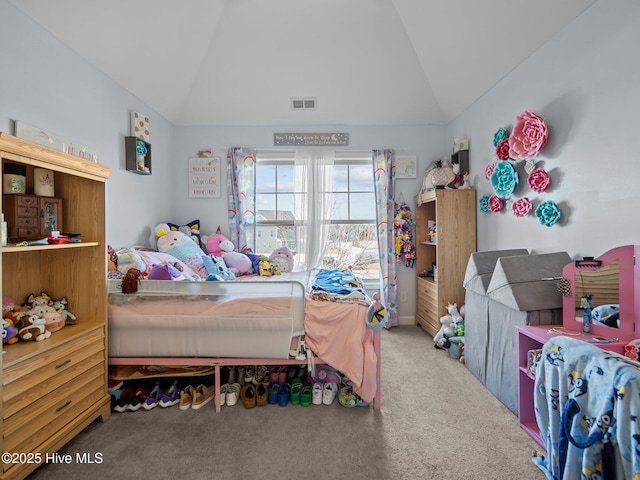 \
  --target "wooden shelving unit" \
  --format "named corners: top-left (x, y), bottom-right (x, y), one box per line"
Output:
top-left (414, 189), bottom-right (476, 337)
top-left (0, 133), bottom-right (111, 480)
